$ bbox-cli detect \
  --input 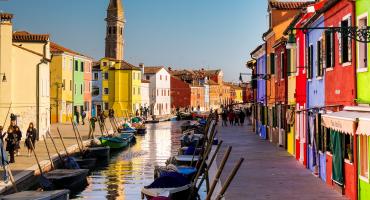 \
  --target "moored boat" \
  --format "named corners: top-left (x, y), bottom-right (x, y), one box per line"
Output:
top-left (99, 136), bottom-right (129, 149)
top-left (84, 146), bottom-right (110, 159)
top-left (74, 157), bottom-right (96, 170)
top-left (136, 128), bottom-right (147, 135)
top-left (119, 132), bottom-right (135, 143)
top-left (0, 190), bottom-right (70, 200)
top-left (44, 169), bottom-right (89, 191)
